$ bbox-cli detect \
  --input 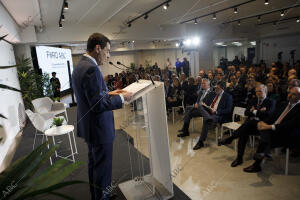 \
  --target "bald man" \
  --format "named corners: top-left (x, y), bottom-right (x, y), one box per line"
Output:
top-left (244, 87), bottom-right (300, 173)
